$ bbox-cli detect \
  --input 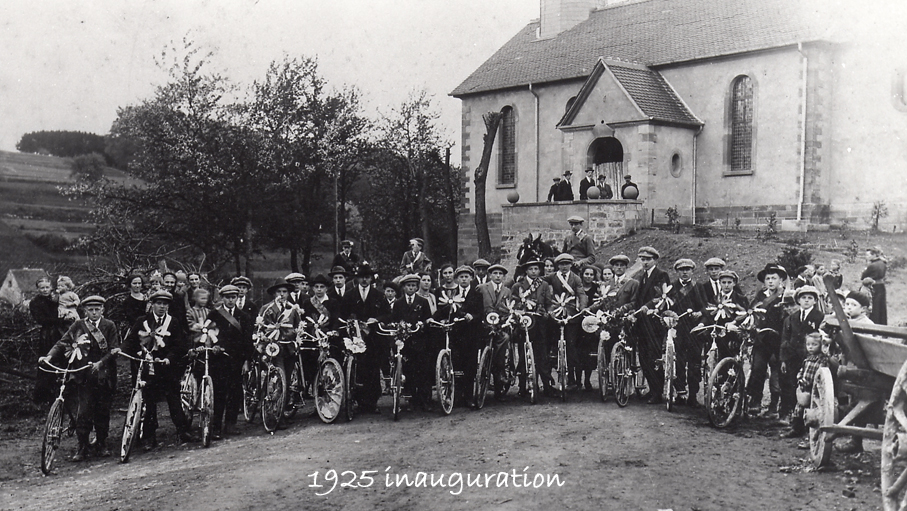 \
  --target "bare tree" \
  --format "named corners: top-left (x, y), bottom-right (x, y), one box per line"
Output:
top-left (473, 112), bottom-right (502, 260)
